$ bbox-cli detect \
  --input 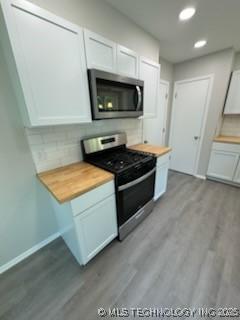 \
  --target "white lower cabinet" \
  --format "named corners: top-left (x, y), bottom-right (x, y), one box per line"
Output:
top-left (207, 150), bottom-right (239, 181)
top-left (51, 181), bottom-right (118, 265)
top-left (233, 161), bottom-right (240, 184)
top-left (154, 153), bottom-right (170, 200)
top-left (207, 142), bottom-right (240, 185)
top-left (74, 195), bottom-right (117, 264)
